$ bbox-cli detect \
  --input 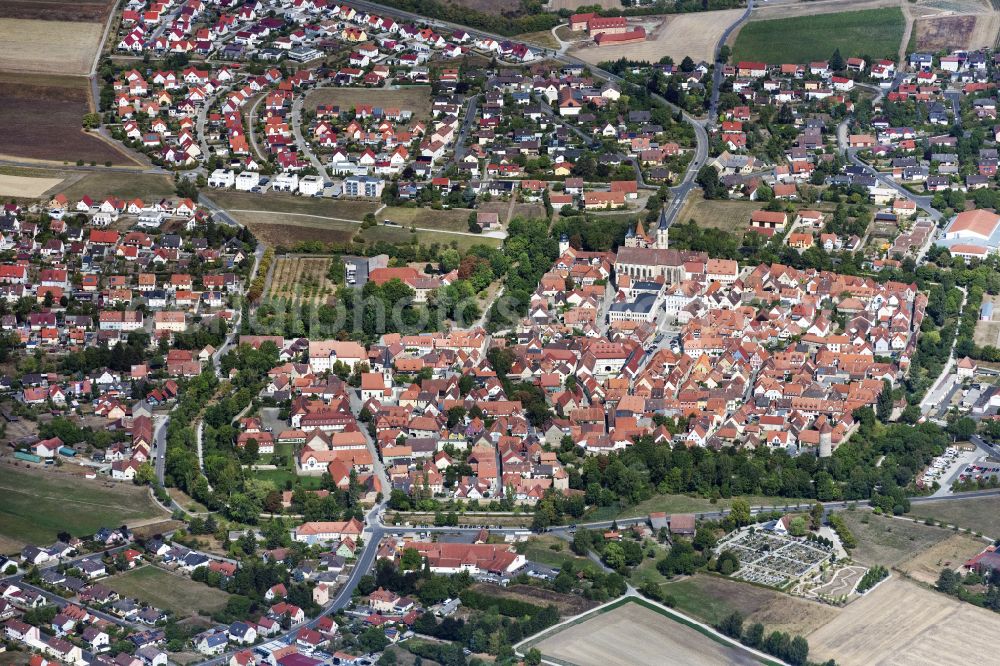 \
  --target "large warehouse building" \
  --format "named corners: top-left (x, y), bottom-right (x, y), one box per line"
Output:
top-left (937, 208), bottom-right (1000, 260)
